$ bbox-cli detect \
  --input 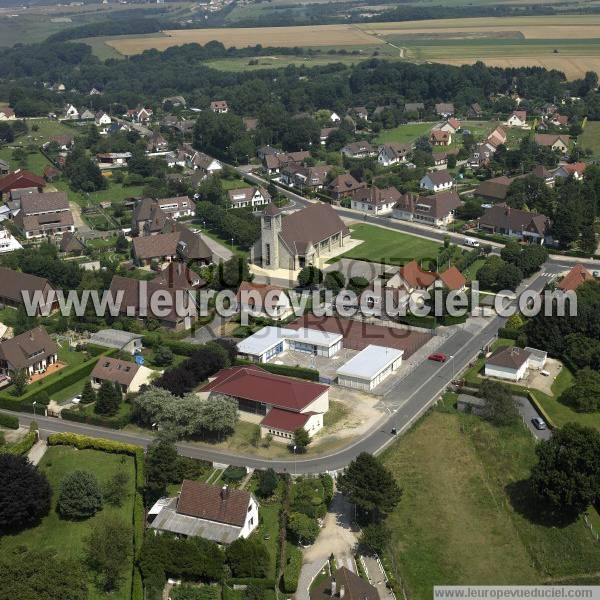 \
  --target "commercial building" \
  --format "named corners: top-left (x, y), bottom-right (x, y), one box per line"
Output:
top-left (336, 344), bottom-right (404, 391)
